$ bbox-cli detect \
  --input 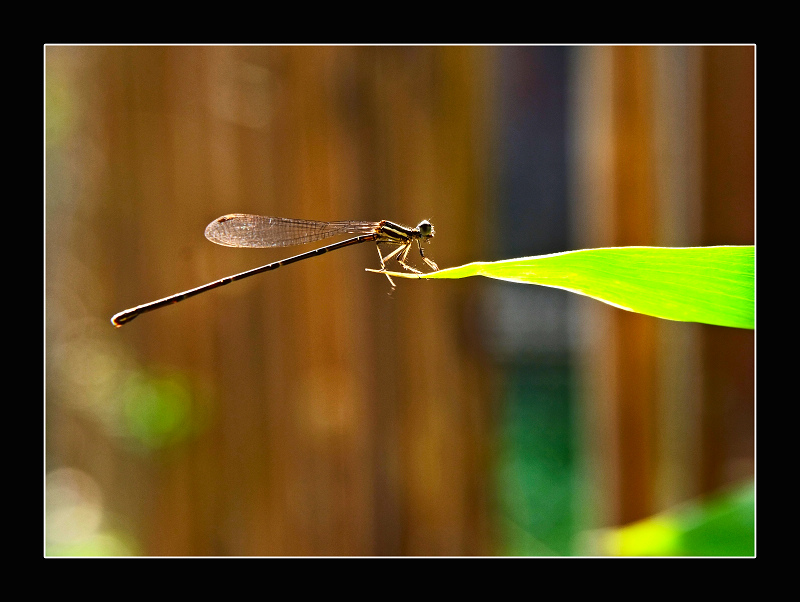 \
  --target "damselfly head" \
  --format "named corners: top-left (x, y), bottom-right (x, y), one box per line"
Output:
top-left (417, 220), bottom-right (434, 240)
